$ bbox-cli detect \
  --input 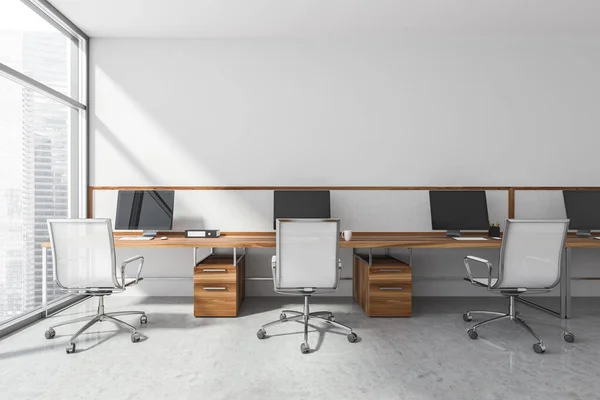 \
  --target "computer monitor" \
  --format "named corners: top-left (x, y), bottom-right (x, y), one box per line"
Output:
top-left (563, 190), bottom-right (600, 237)
top-left (115, 190), bottom-right (175, 237)
top-left (273, 190), bottom-right (331, 230)
top-left (429, 191), bottom-right (489, 237)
